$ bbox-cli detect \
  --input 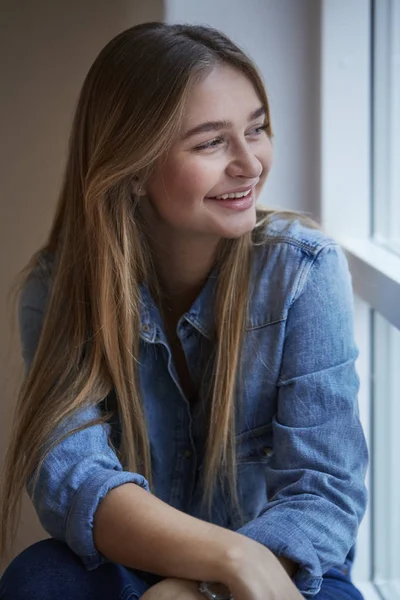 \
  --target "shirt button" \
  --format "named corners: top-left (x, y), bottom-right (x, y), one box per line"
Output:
top-left (184, 449), bottom-right (192, 458)
top-left (141, 324), bottom-right (150, 332)
top-left (263, 447), bottom-right (273, 457)
top-left (179, 321), bottom-right (190, 335)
